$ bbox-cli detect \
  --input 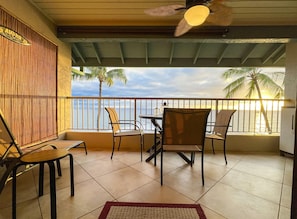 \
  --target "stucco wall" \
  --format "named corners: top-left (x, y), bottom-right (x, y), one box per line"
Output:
top-left (64, 131), bottom-right (280, 153)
